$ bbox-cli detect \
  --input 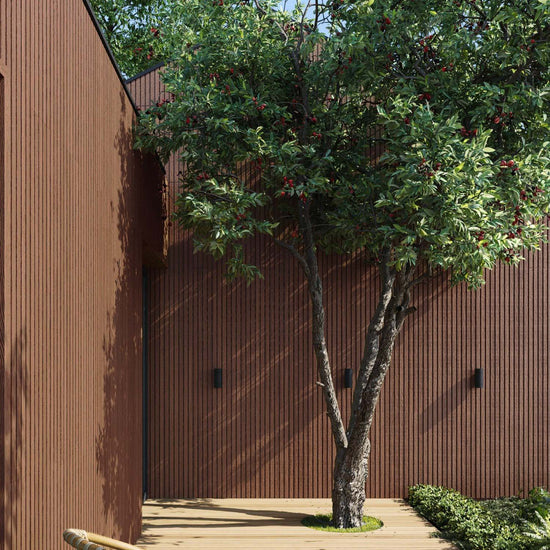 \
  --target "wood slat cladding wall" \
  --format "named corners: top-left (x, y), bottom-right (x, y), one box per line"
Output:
top-left (0, 72), bottom-right (5, 548)
top-left (0, 3), bottom-right (164, 549)
top-left (129, 67), bottom-right (550, 500)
